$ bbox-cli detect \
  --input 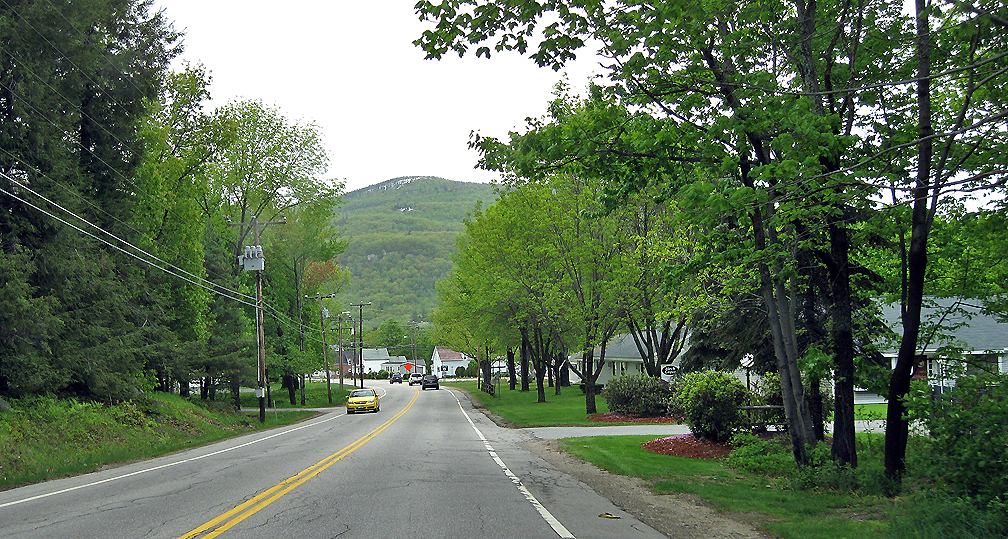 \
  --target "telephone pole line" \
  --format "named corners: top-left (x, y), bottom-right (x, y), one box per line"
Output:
top-left (231, 214), bottom-right (286, 423)
top-left (349, 302), bottom-right (371, 388)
